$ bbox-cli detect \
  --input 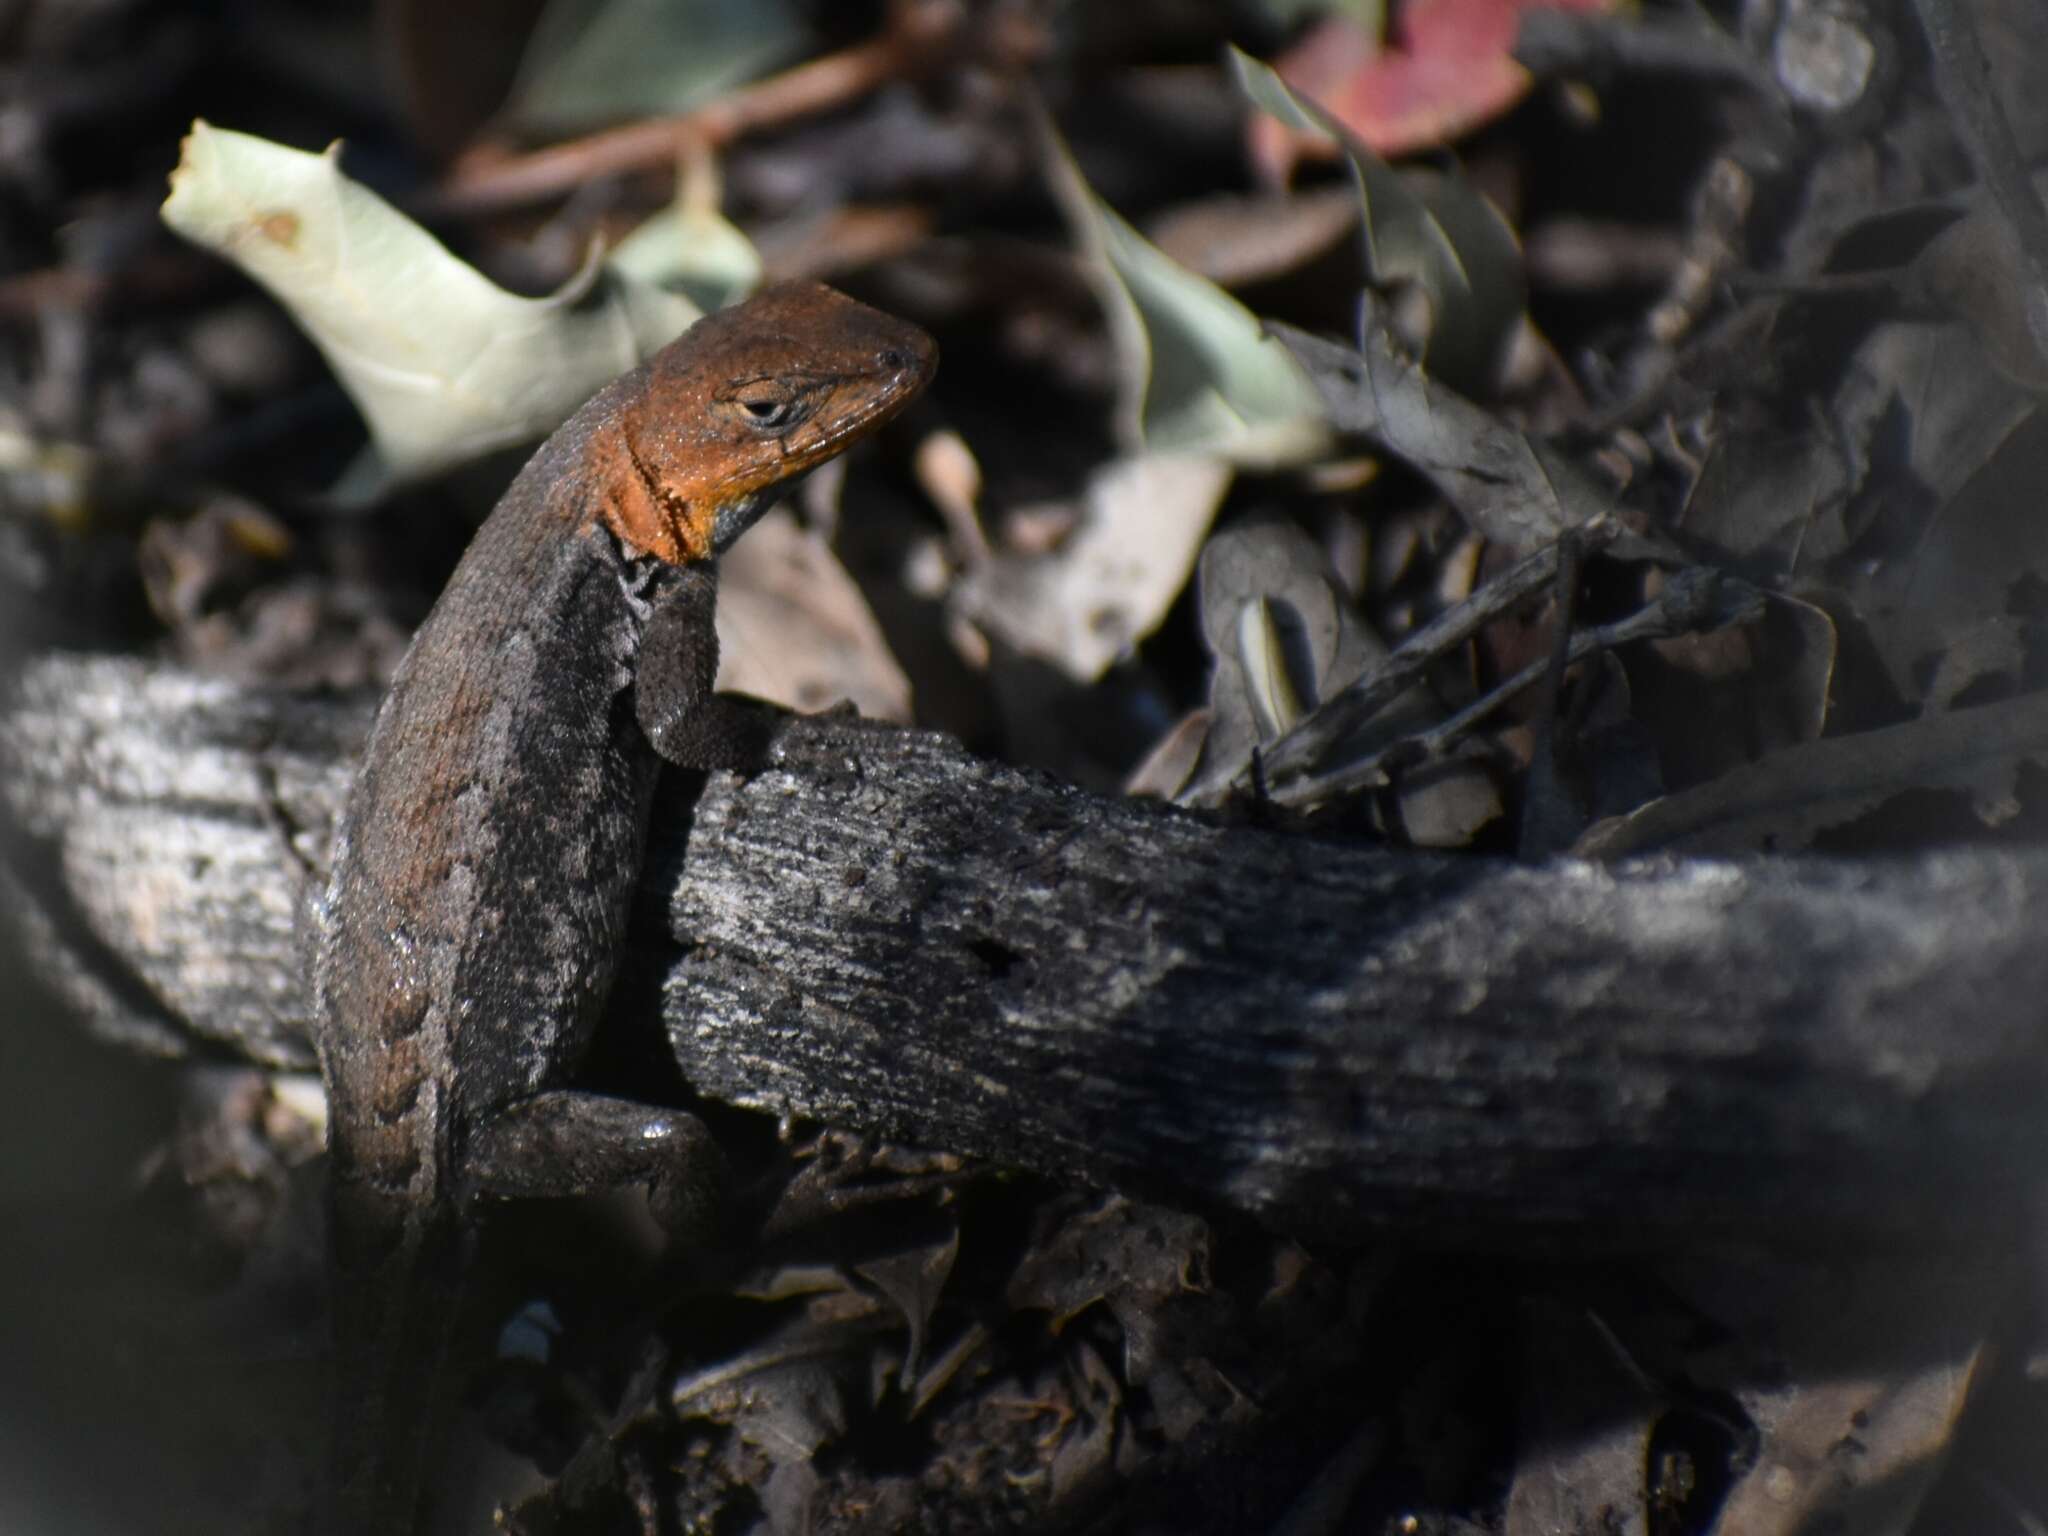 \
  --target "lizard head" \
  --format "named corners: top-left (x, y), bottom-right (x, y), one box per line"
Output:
top-left (597, 281), bottom-right (937, 565)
